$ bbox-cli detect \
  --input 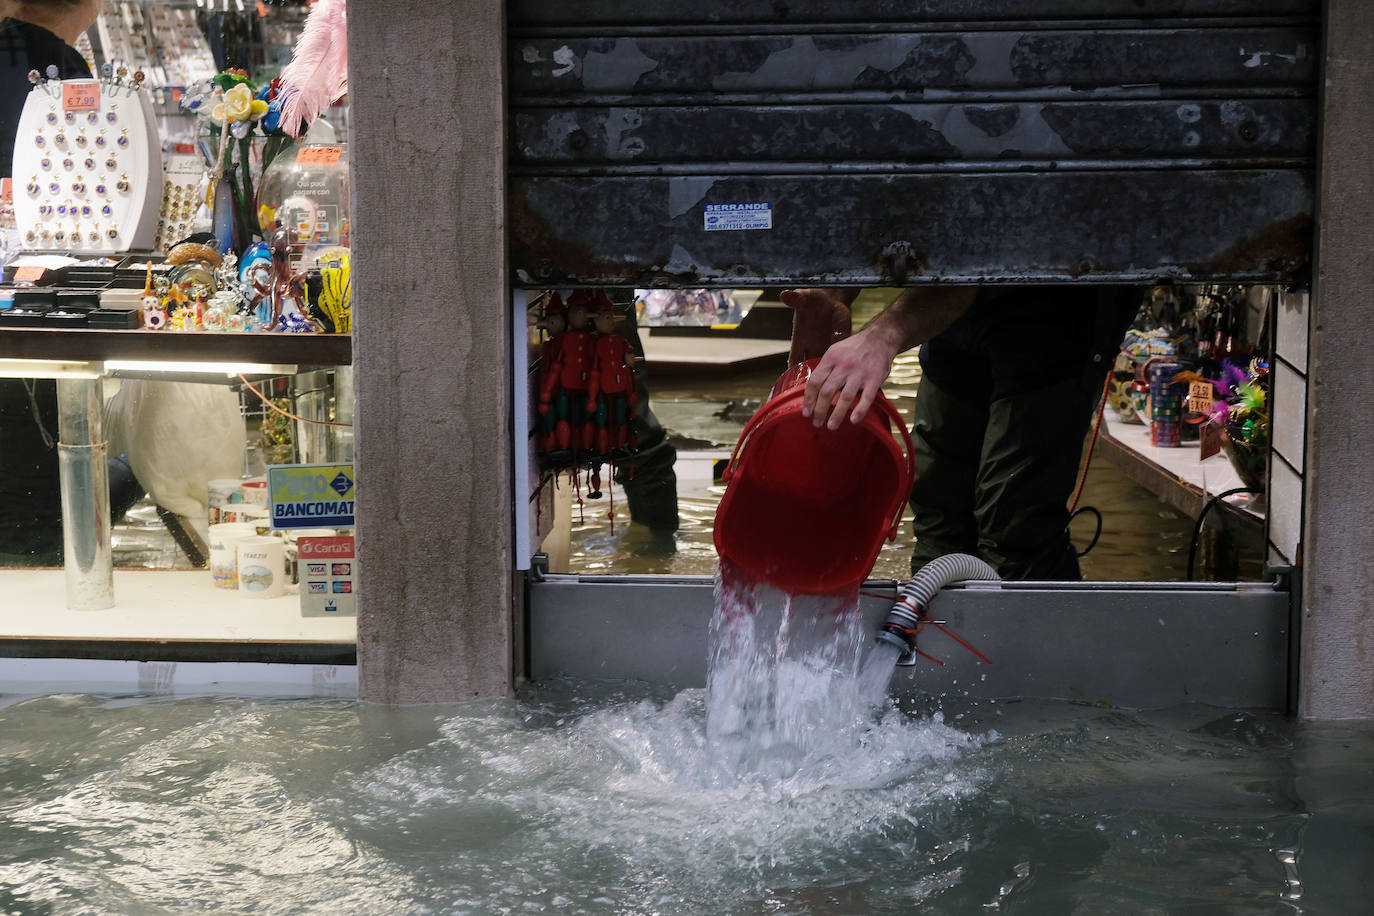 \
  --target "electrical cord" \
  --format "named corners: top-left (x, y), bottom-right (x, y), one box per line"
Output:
top-left (1063, 371), bottom-right (1112, 559)
top-left (1185, 486), bottom-right (1263, 581)
top-left (1069, 505), bottom-right (1103, 558)
top-left (237, 374), bottom-right (353, 428)
top-left (1068, 371), bottom-right (1111, 514)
